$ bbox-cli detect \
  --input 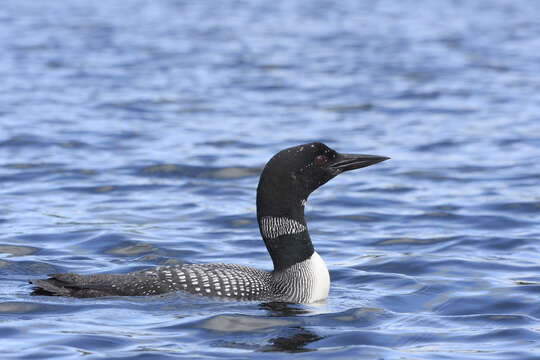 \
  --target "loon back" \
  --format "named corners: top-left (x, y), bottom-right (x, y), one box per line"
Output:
top-left (30, 142), bottom-right (388, 303)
